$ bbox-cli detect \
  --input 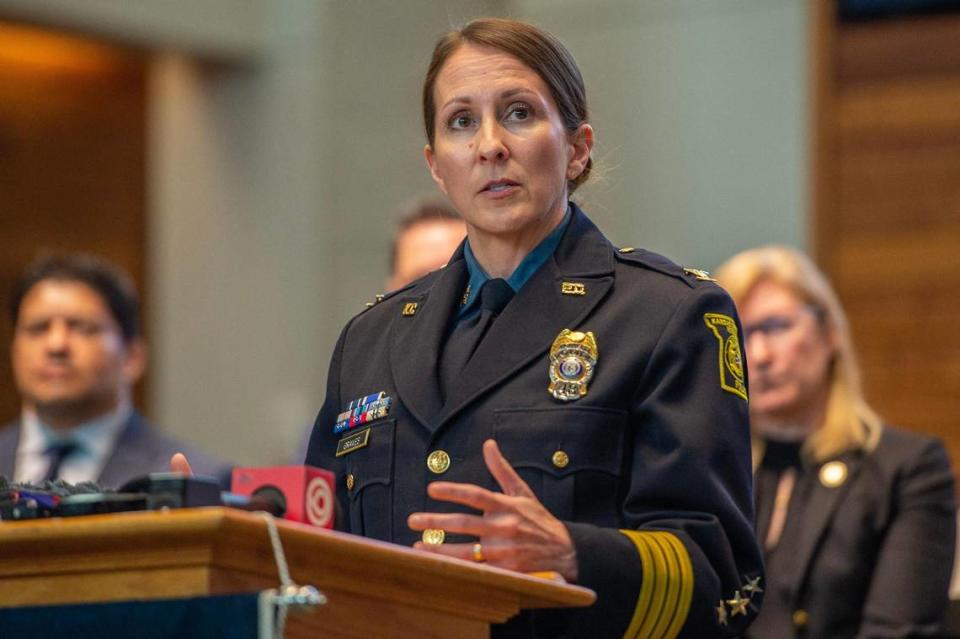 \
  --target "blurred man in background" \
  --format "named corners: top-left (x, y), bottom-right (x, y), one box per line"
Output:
top-left (0, 253), bottom-right (230, 488)
top-left (291, 198), bottom-right (466, 463)
top-left (387, 198), bottom-right (465, 290)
